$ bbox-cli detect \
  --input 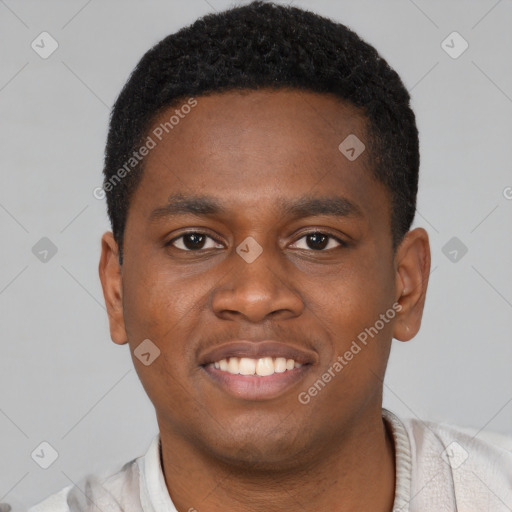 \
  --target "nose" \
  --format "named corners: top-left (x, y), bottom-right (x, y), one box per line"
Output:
top-left (210, 241), bottom-right (304, 323)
